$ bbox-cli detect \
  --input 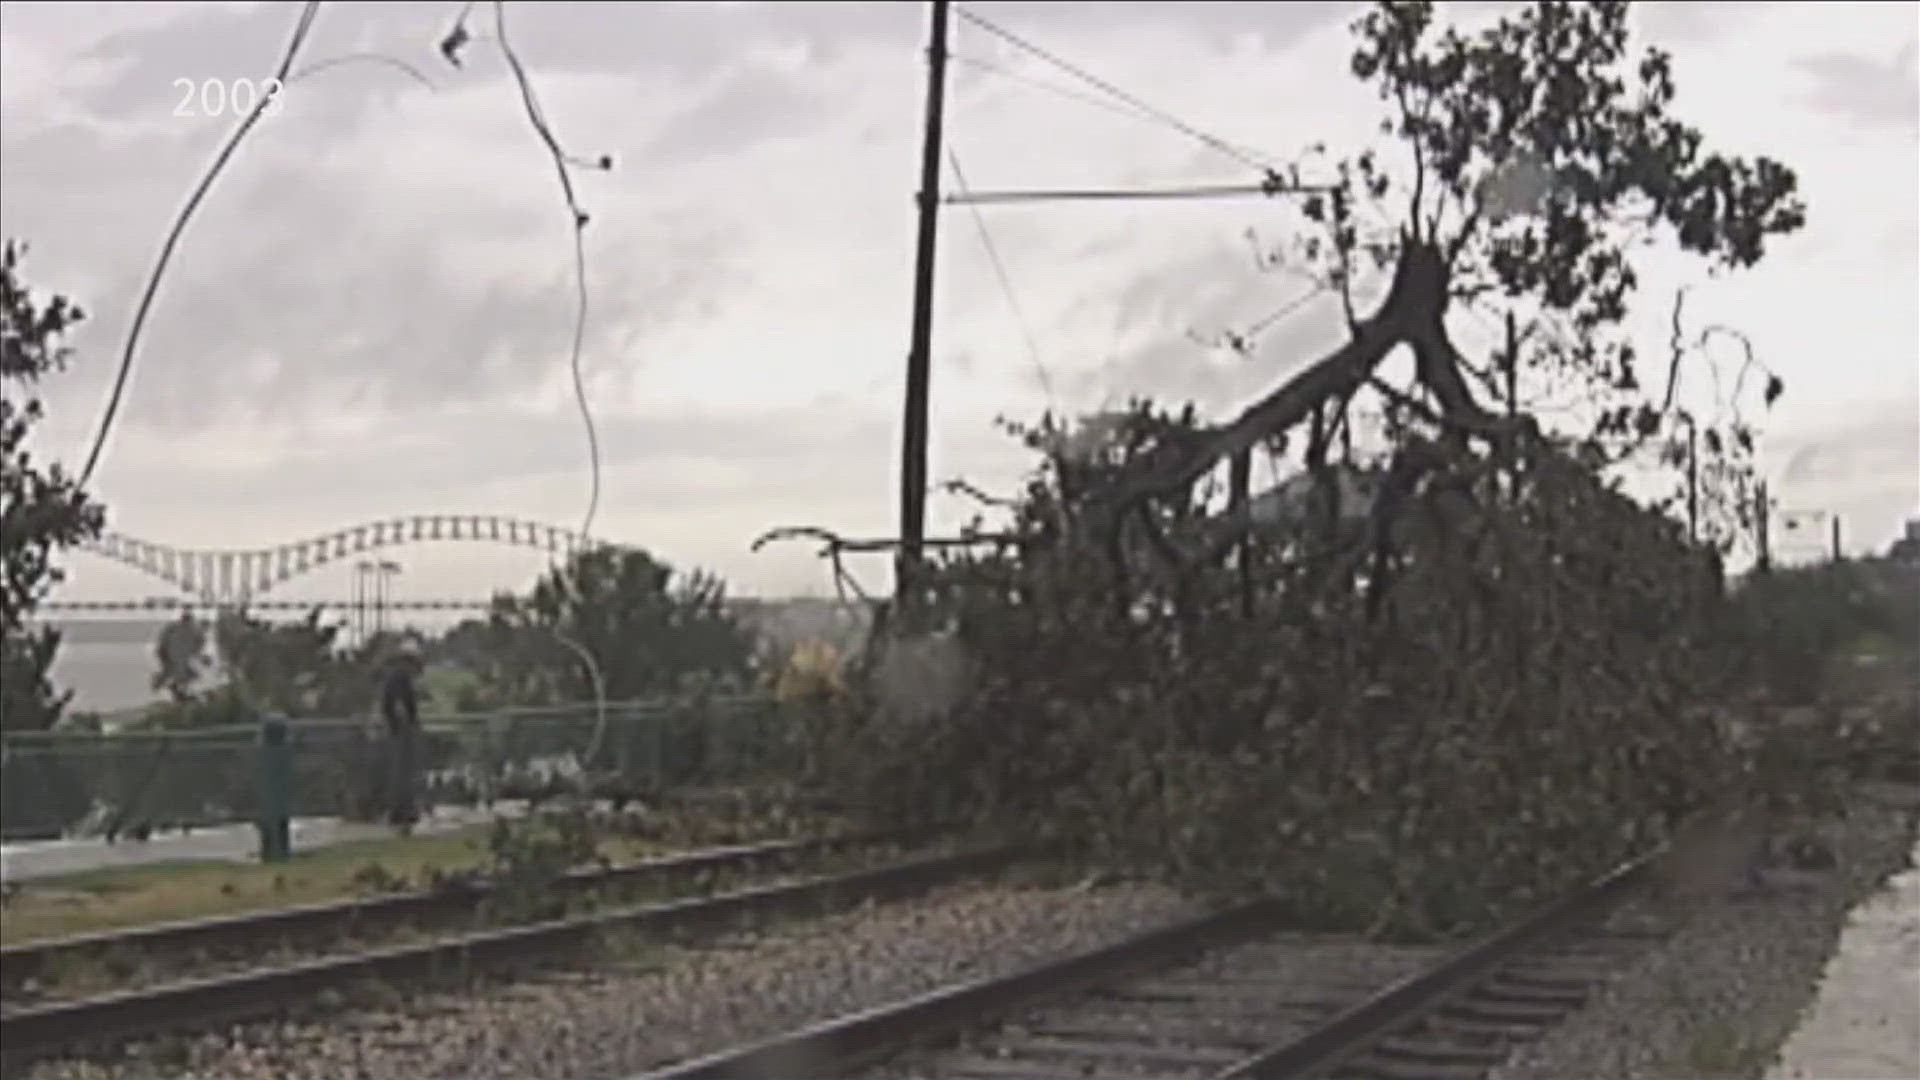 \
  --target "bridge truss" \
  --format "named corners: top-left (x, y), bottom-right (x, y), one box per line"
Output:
top-left (77, 514), bottom-right (597, 608)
